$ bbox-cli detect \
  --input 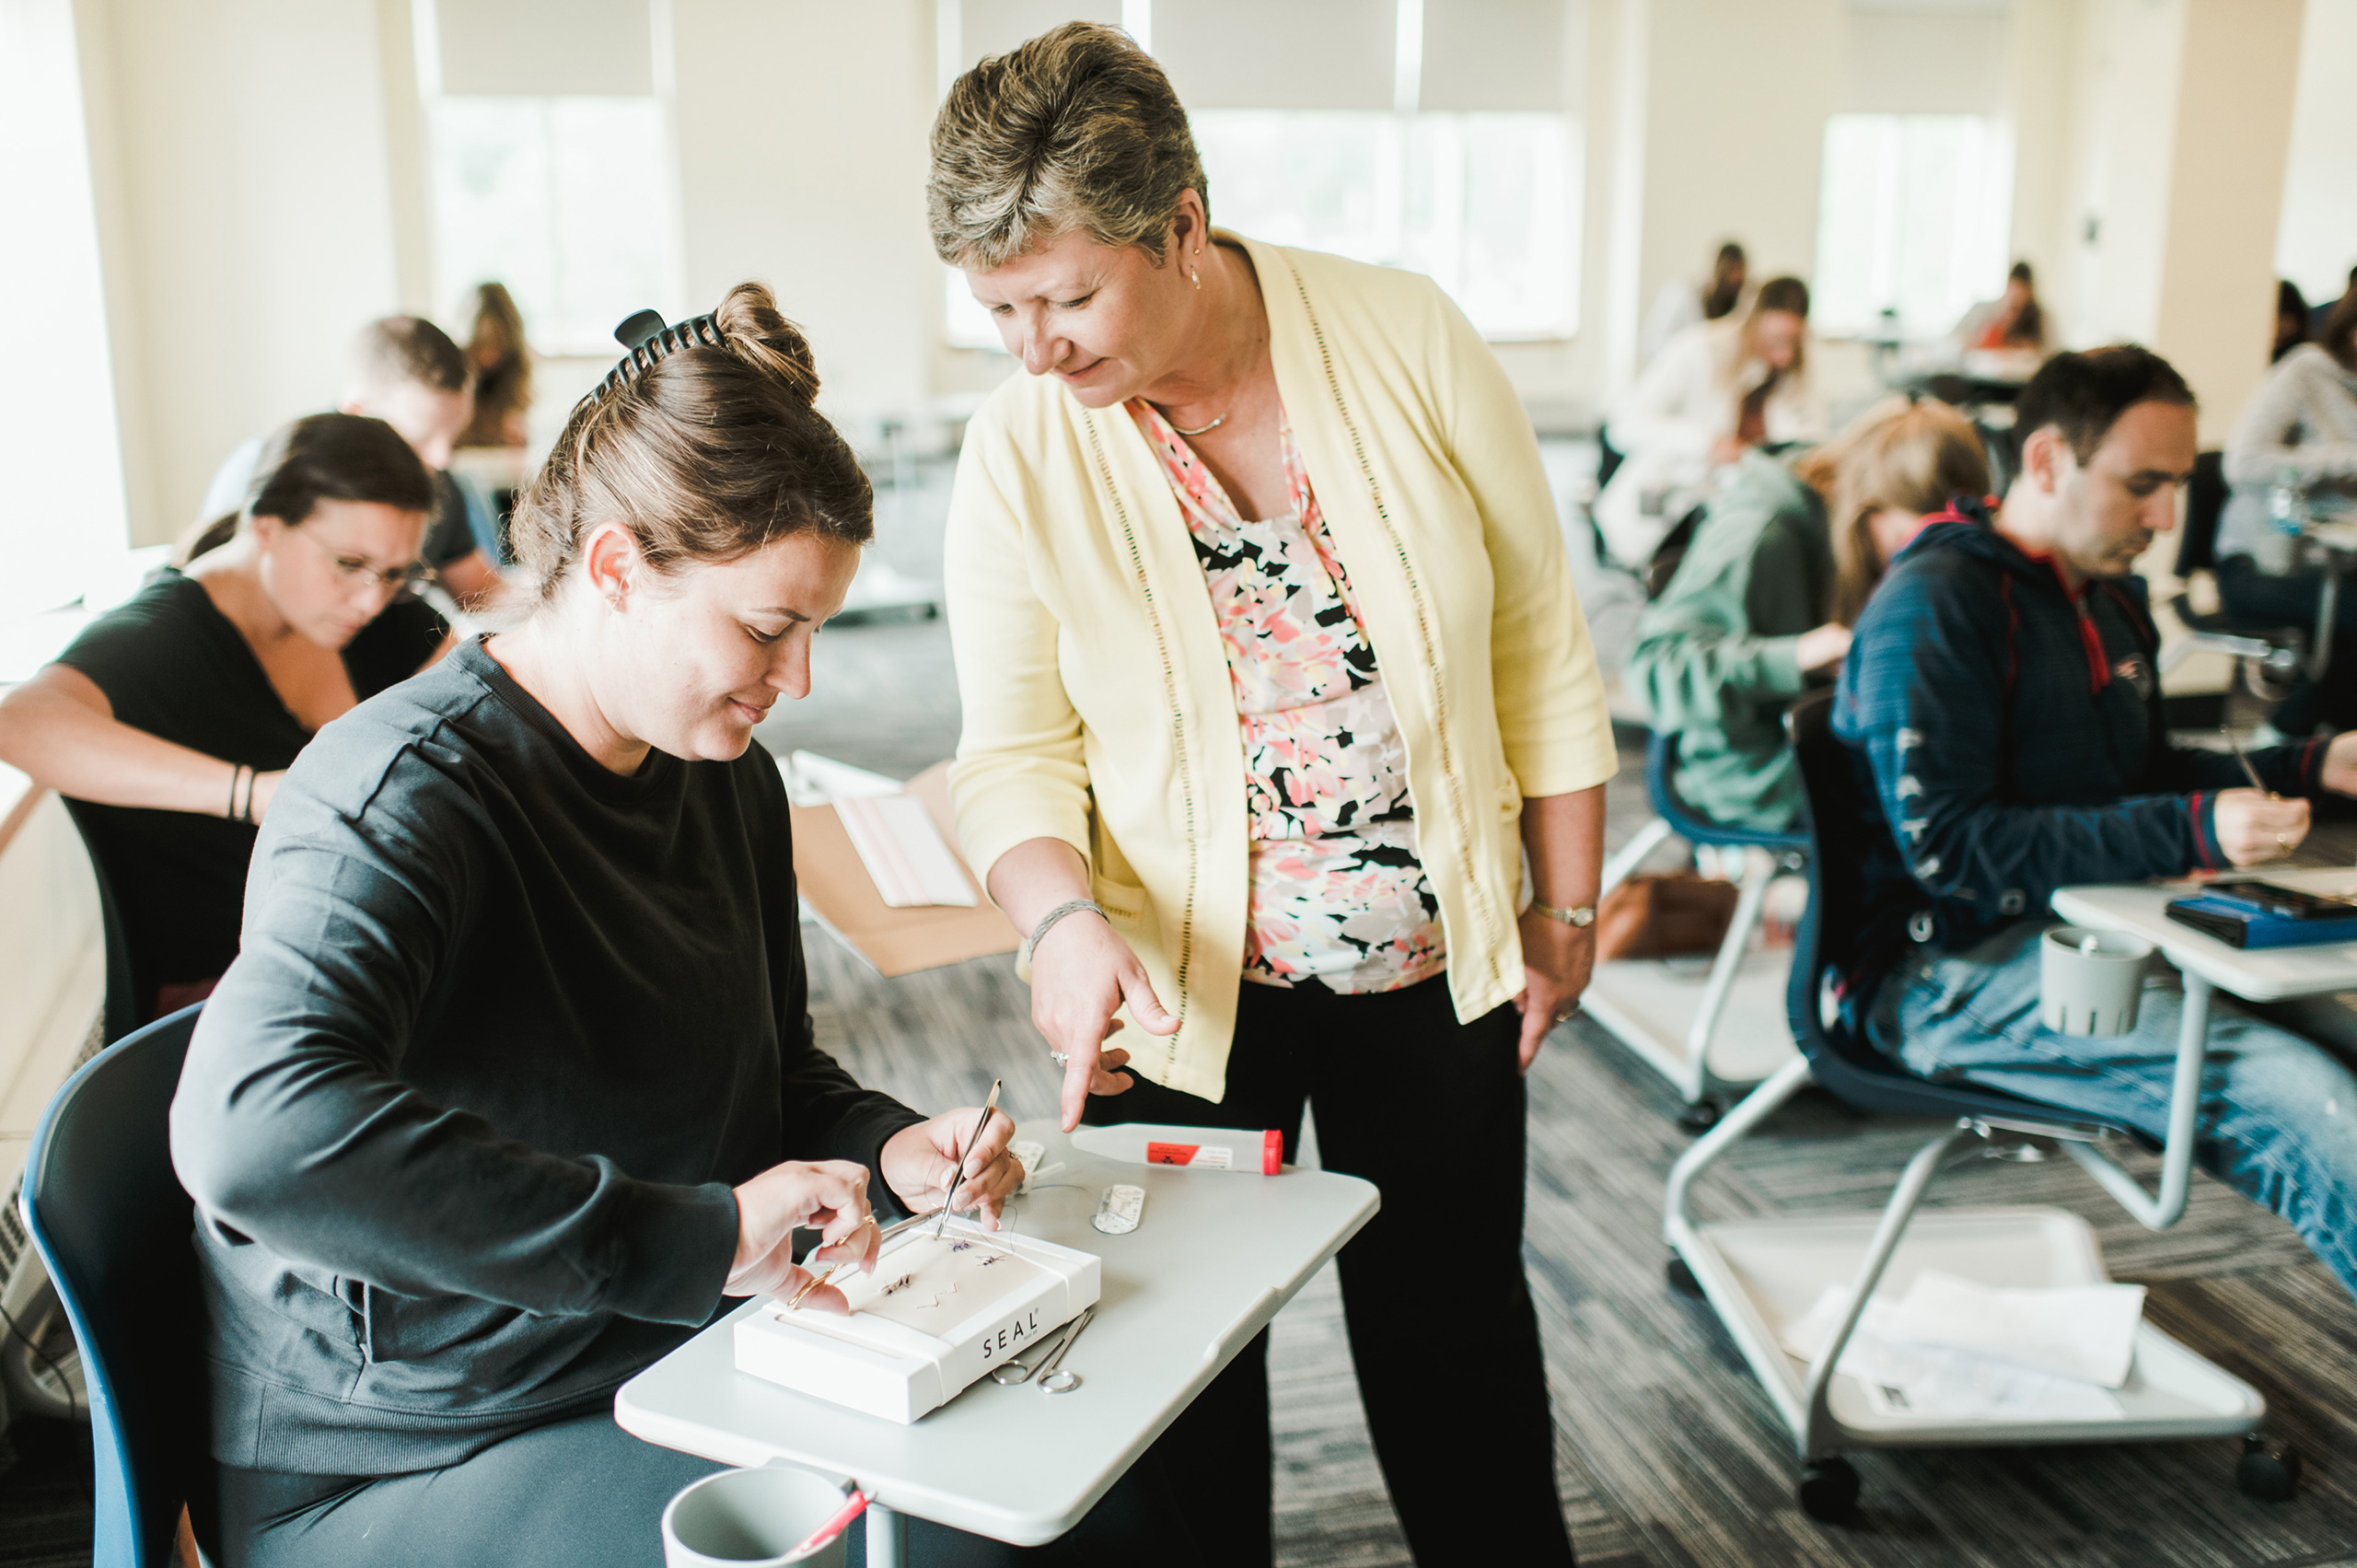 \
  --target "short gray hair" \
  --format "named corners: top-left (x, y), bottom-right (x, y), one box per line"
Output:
top-left (927, 21), bottom-right (1207, 273)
